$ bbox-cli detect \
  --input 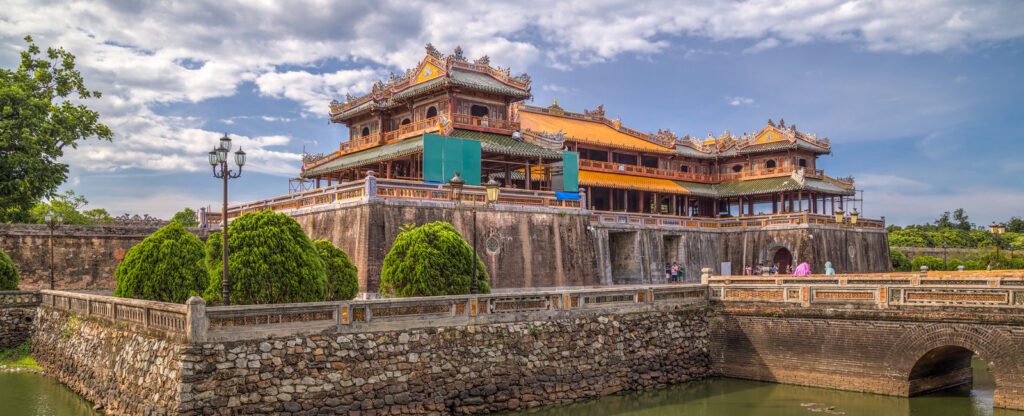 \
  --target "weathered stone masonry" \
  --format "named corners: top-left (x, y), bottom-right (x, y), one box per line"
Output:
top-left (0, 291), bottom-right (39, 349)
top-left (30, 287), bottom-right (710, 415)
top-left (180, 308), bottom-right (709, 415)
